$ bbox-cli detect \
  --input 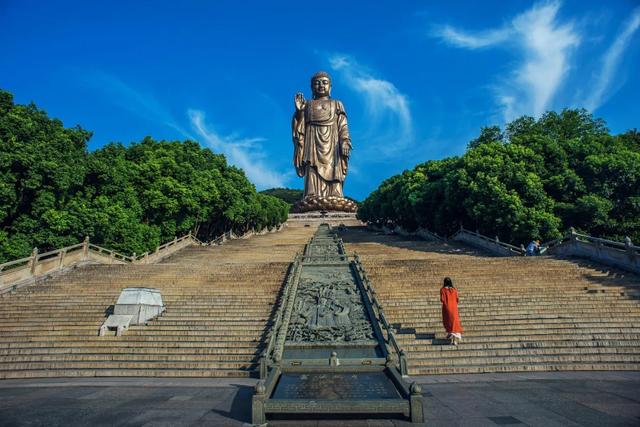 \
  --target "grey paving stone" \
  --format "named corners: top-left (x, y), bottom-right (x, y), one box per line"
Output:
top-left (0, 374), bottom-right (639, 426)
top-left (534, 399), bottom-right (634, 427)
top-left (487, 416), bottom-right (524, 425)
